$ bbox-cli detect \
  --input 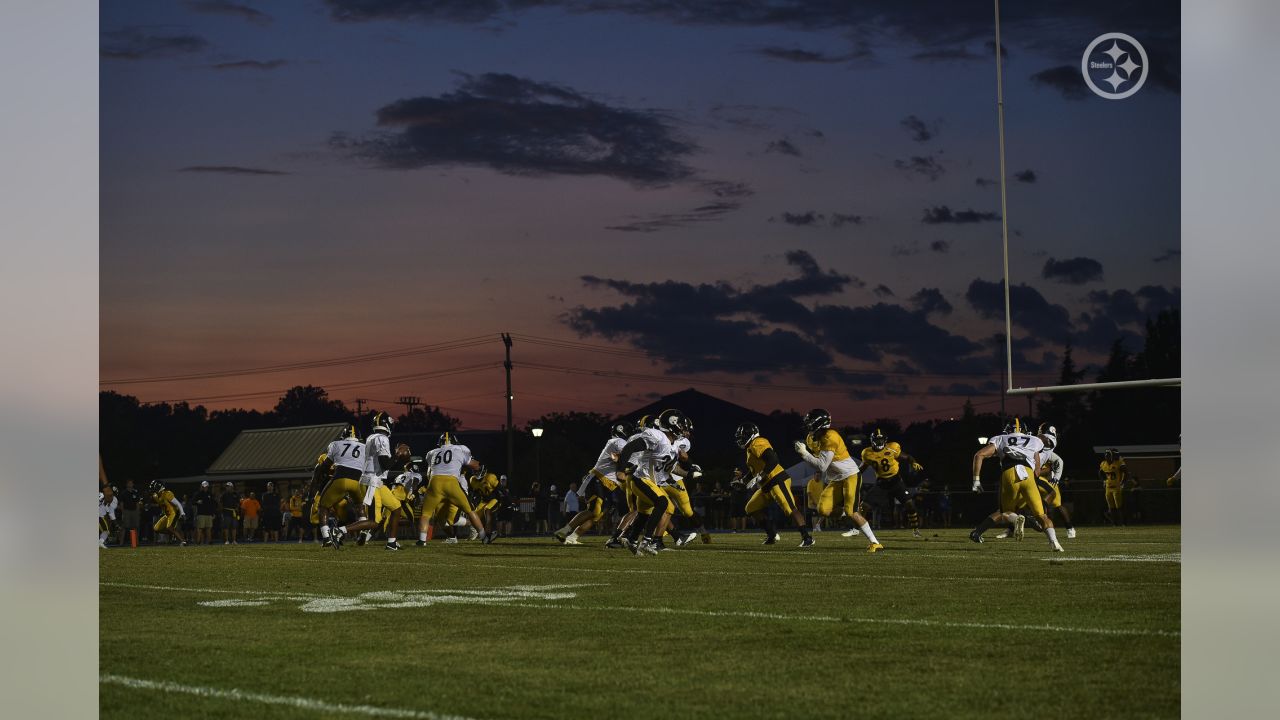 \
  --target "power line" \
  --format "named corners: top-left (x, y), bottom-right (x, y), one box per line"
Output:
top-left (101, 334), bottom-right (497, 385)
